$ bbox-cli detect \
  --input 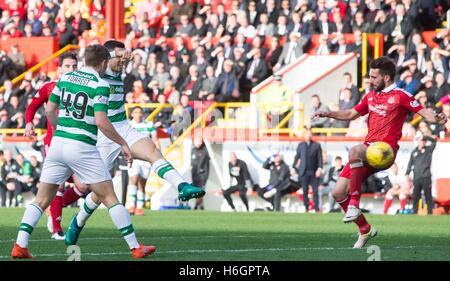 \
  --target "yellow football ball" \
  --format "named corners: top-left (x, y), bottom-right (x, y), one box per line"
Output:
top-left (366, 142), bottom-right (394, 169)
